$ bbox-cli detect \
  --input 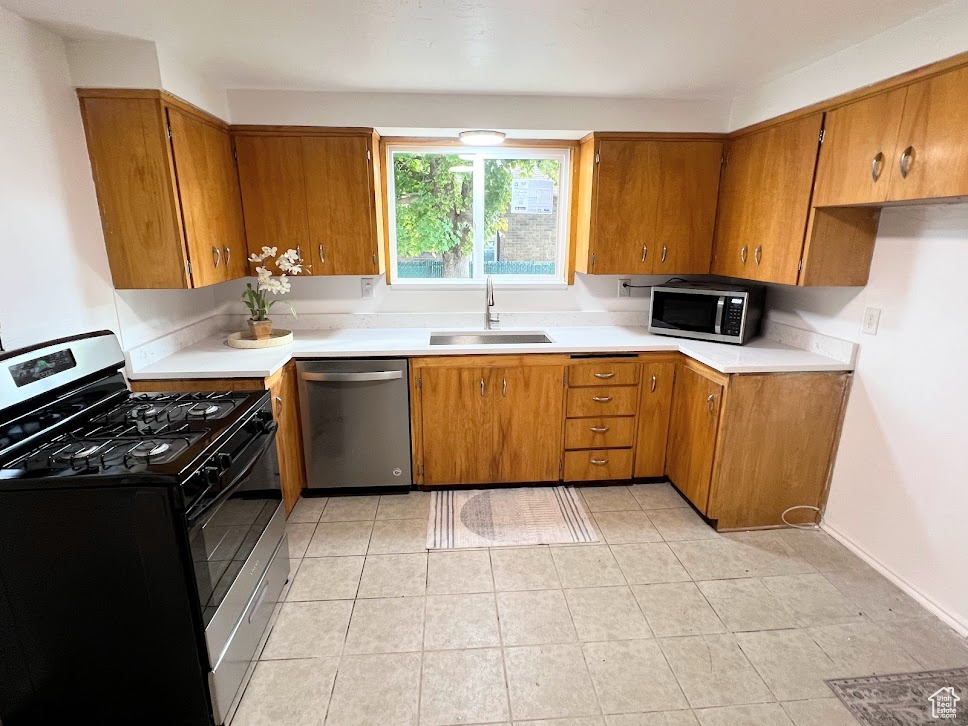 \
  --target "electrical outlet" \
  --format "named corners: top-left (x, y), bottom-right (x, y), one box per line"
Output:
top-left (862, 306), bottom-right (881, 335)
top-left (618, 278), bottom-right (631, 298)
top-left (361, 278), bottom-right (375, 298)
